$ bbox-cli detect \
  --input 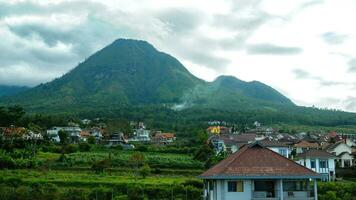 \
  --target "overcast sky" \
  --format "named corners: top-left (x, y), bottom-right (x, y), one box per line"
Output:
top-left (1, 0), bottom-right (356, 112)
